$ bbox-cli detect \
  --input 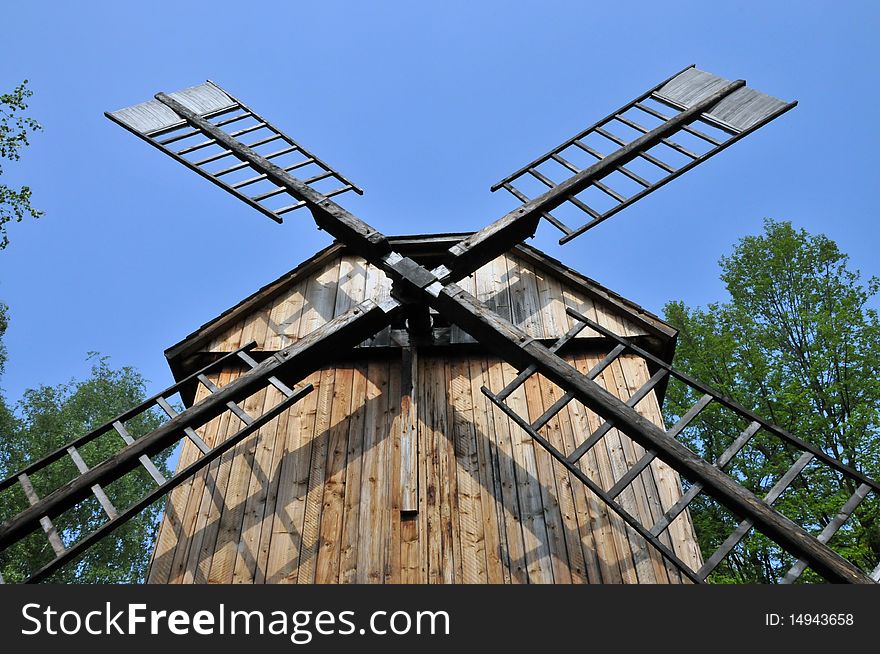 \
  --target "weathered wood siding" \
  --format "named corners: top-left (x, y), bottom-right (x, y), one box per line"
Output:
top-left (203, 251), bottom-right (649, 353)
top-left (148, 352), bottom-right (702, 584)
